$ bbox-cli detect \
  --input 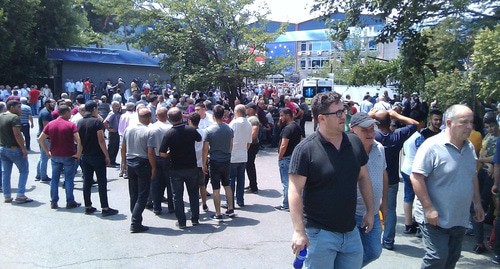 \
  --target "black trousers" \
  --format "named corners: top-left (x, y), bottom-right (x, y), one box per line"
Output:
top-left (21, 124), bottom-right (30, 150)
top-left (108, 132), bottom-right (120, 164)
top-left (81, 154), bottom-right (109, 208)
top-left (246, 143), bottom-right (259, 191)
top-left (127, 158), bottom-right (151, 228)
